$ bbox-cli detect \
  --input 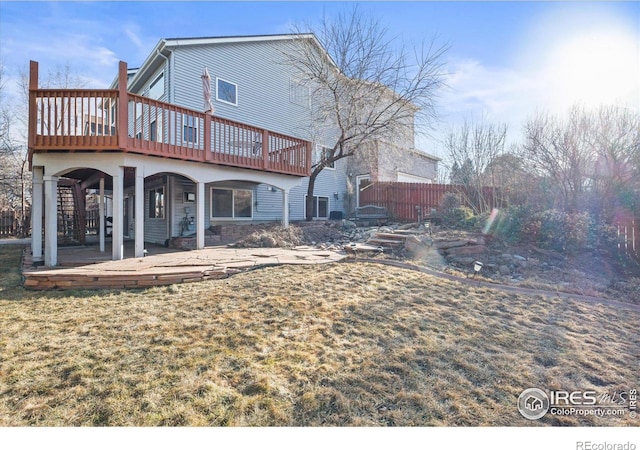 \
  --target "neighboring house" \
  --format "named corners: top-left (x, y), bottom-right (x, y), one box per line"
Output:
top-left (346, 136), bottom-right (440, 210)
top-left (28, 33), bottom-right (436, 266)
